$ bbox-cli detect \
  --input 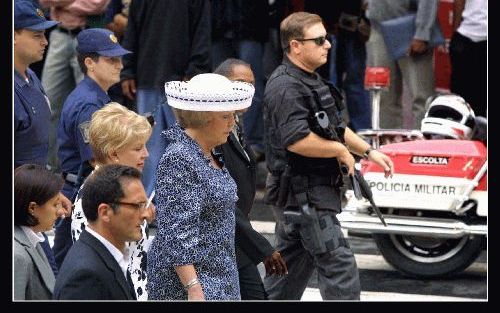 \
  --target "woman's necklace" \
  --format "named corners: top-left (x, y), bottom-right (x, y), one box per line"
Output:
top-left (204, 150), bottom-right (222, 169)
top-left (203, 149), bottom-right (213, 160)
